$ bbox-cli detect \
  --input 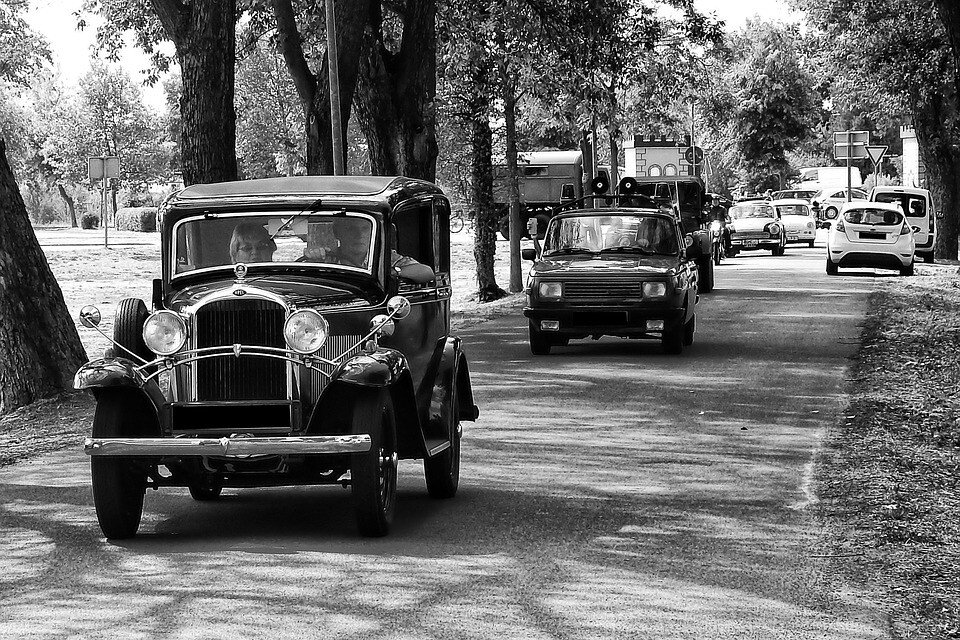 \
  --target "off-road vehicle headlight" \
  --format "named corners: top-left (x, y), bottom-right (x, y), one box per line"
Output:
top-left (642, 282), bottom-right (667, 298)
top-left (538, 282), bottom-right (563, 299)
top-left (143, 311), bottom-right (187, 356)
top-left (284, 309), bottom-right (329, 354)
